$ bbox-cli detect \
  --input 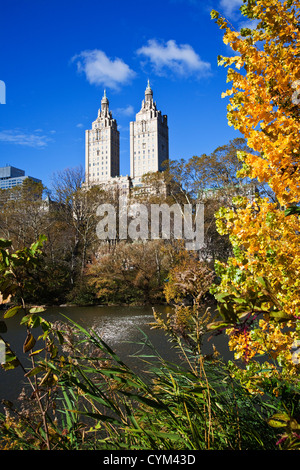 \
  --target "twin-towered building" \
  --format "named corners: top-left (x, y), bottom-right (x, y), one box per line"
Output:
top-left (85, 81), bottom-right (169, 190)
